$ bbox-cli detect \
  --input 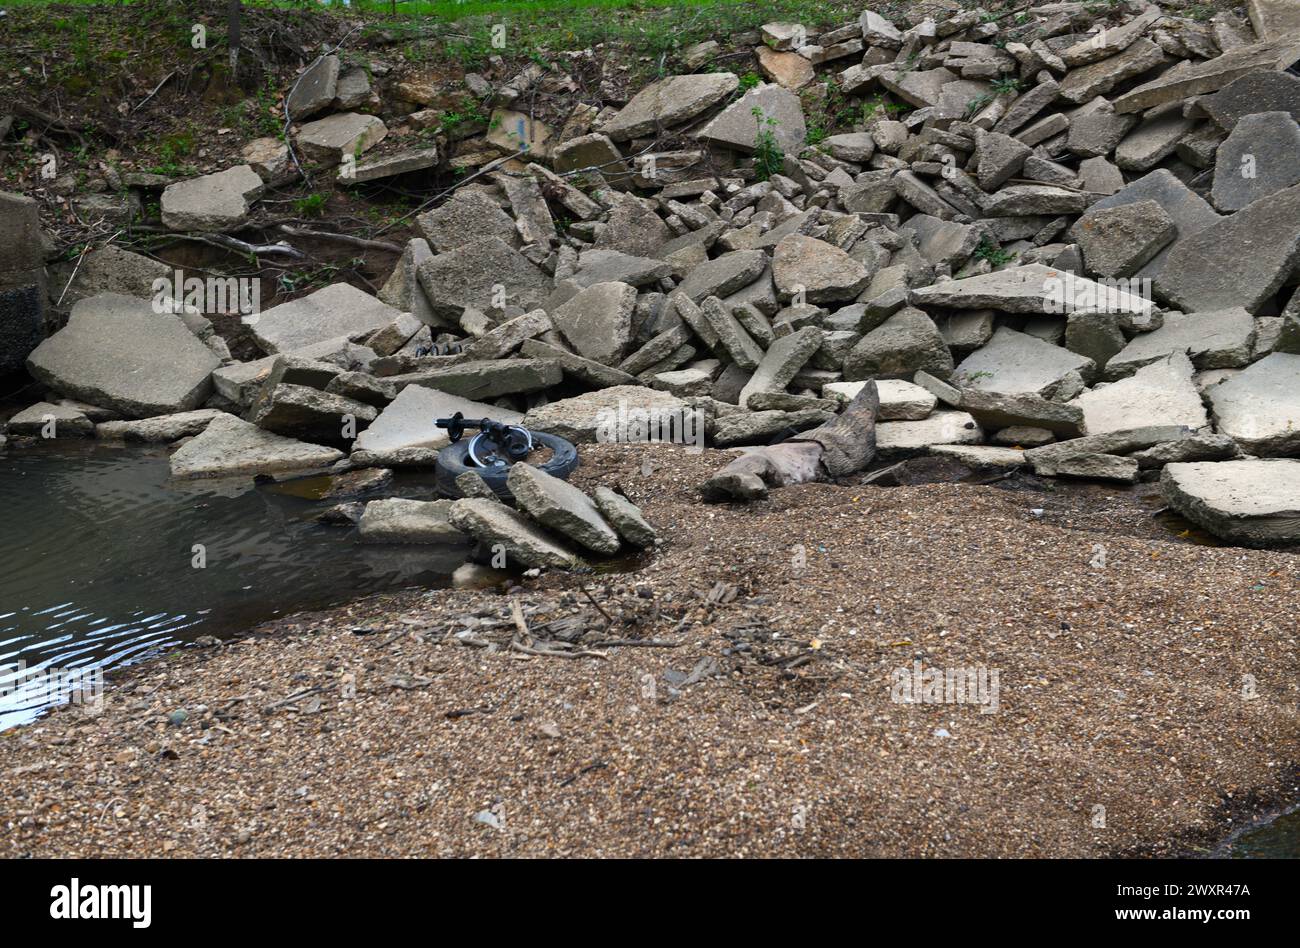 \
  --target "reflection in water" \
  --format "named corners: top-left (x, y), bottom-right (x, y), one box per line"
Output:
top-left (0, 442), bottom-right (467, 728)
